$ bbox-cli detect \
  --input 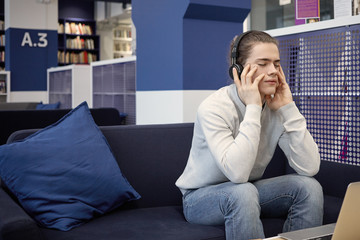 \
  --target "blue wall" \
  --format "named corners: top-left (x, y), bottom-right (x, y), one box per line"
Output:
top-left (132, 1), bottom-right (188, 91)
top-left (132, 0), bottom-right (251, 91)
